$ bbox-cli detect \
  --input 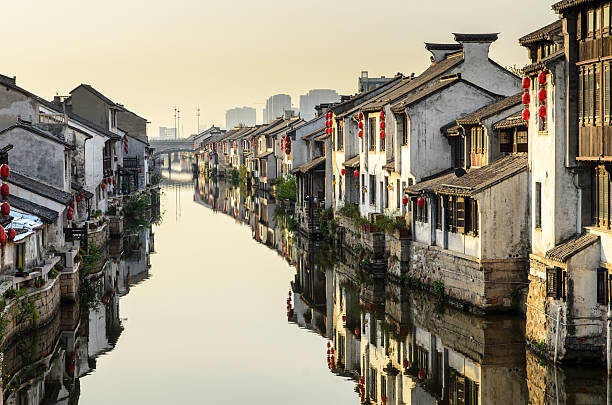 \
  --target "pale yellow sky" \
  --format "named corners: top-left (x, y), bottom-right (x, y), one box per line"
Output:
top-left (2, 0), bottom-right (555, 136)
